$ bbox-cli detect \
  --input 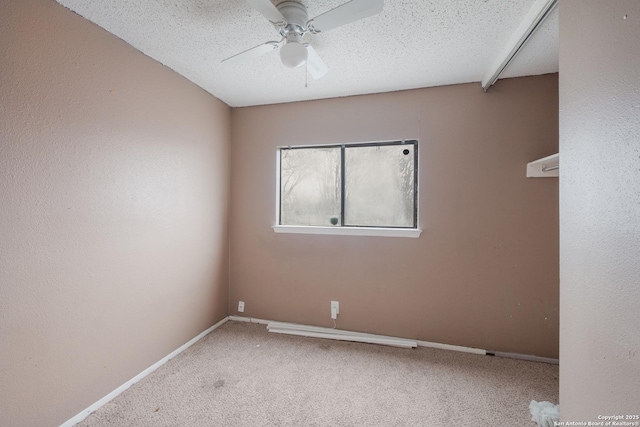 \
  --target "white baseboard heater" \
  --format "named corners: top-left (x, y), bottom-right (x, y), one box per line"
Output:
top-left (267, 321), bottom-right (418, 348)
top-left (245, 317), bottom-right (556, 363)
